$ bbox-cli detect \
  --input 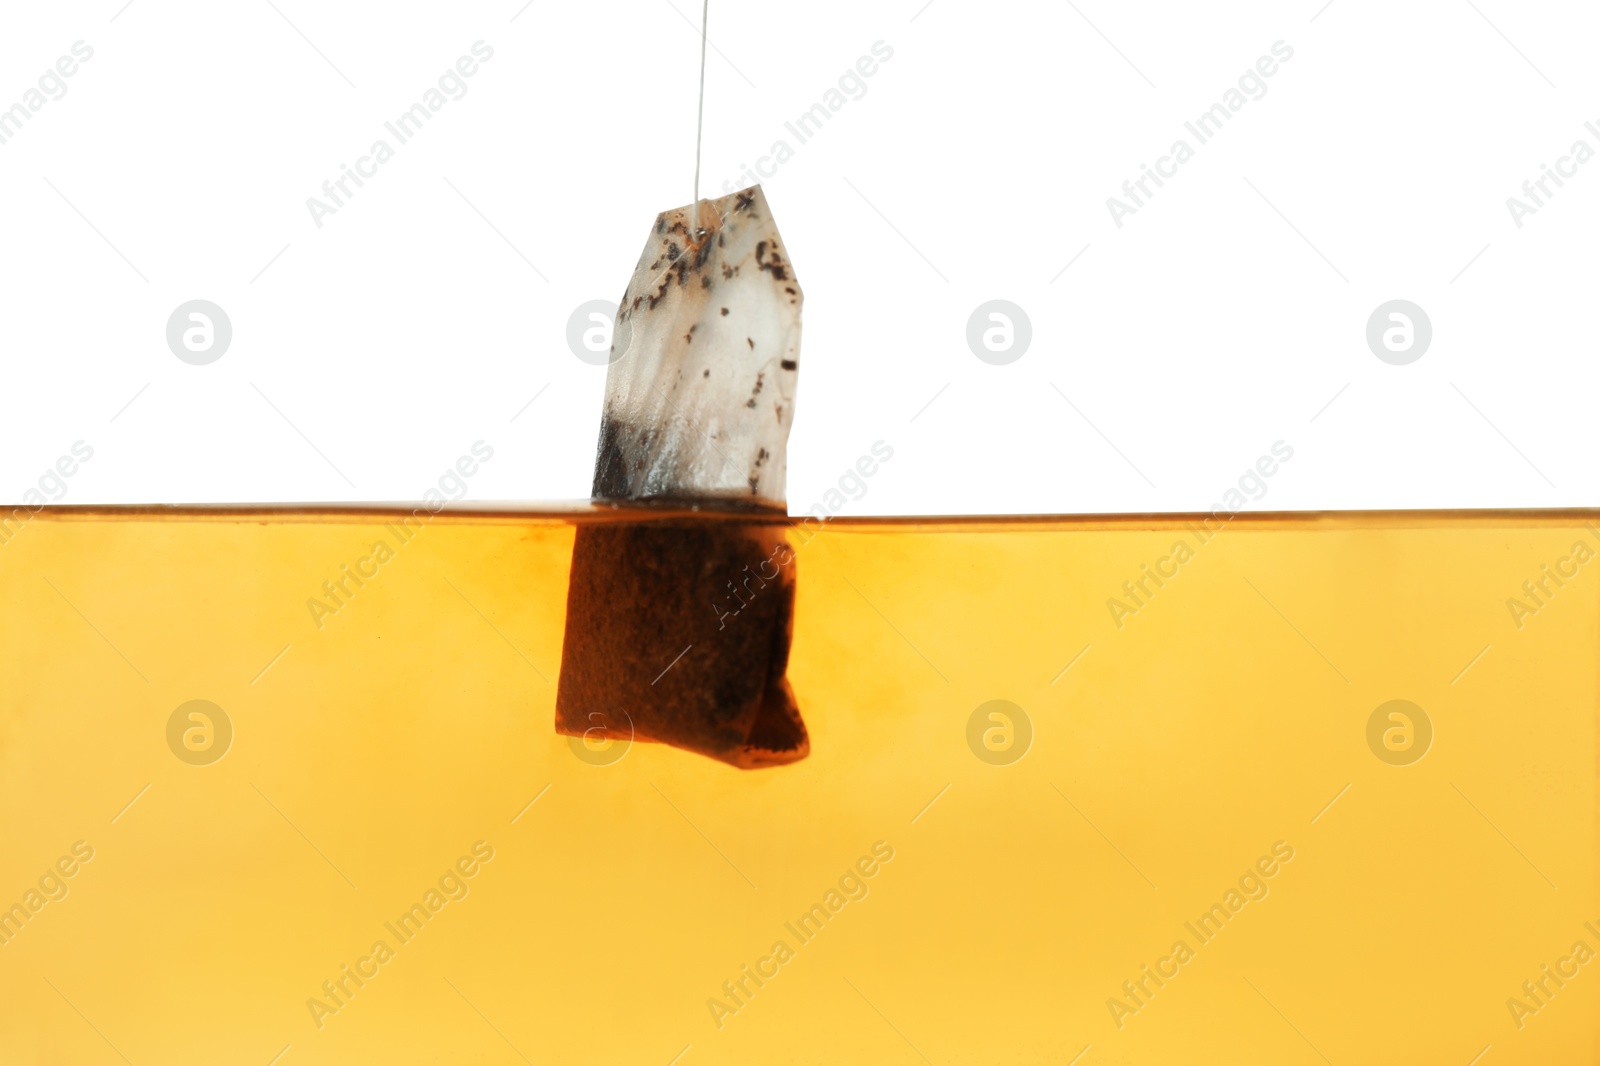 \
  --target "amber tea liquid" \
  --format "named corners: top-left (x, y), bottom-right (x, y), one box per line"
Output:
top-left (0, 507), bottom-right (1595, 1064)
